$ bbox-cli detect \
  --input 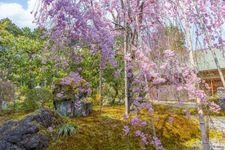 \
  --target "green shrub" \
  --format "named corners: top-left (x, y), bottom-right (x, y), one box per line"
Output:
top-left (58, 123), bottom-right (77, 137)
top-left (208, 96), bottom-right (219, 103)
top-left (1, 101), bottom-right (23, 114)
top-left (22, 87), bottom-right (52, 111)
top-left (102, 83), bottom-right (124, 105)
